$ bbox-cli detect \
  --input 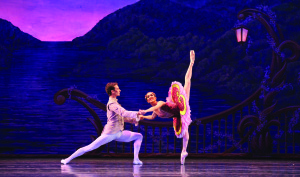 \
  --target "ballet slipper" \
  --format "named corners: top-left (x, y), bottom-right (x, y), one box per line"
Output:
top-left (190, 50), bottom-right (195, 64)
top-left (180, 152), bottom-right (188, 165)
top-left (61, 159), bottom-right (68, 165)
top-left (133, 159), bottom-right (143, 165)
